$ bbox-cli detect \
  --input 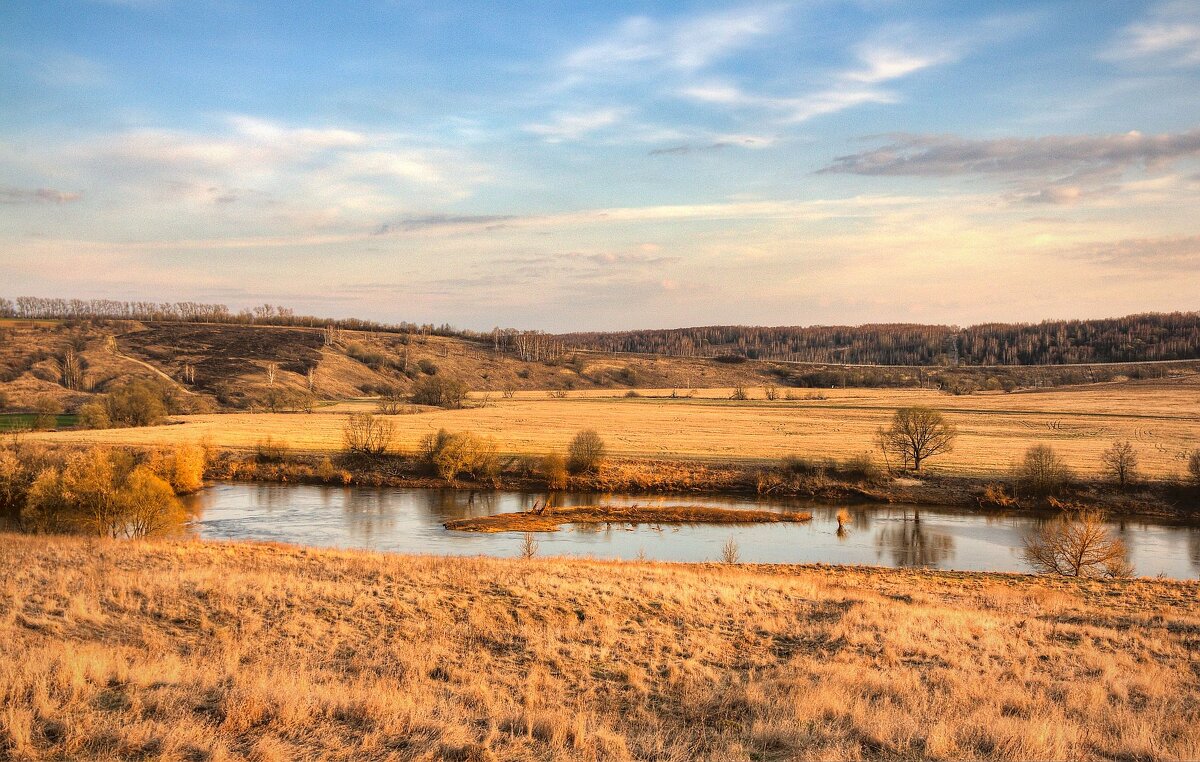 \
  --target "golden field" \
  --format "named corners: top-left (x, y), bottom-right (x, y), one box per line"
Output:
top-left (32, 378), bottom-right (1200, 479)
top-left (2, 534), bottom-right (1198, 761)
